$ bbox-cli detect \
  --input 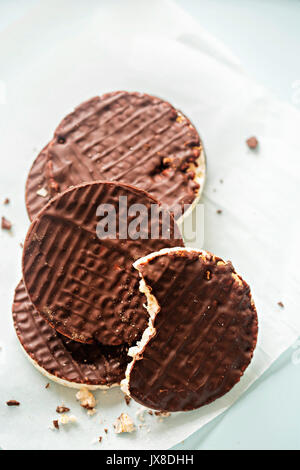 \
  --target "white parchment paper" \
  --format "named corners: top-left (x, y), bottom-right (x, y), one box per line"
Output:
top-left (0, 0), bottom-right (300, 450)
